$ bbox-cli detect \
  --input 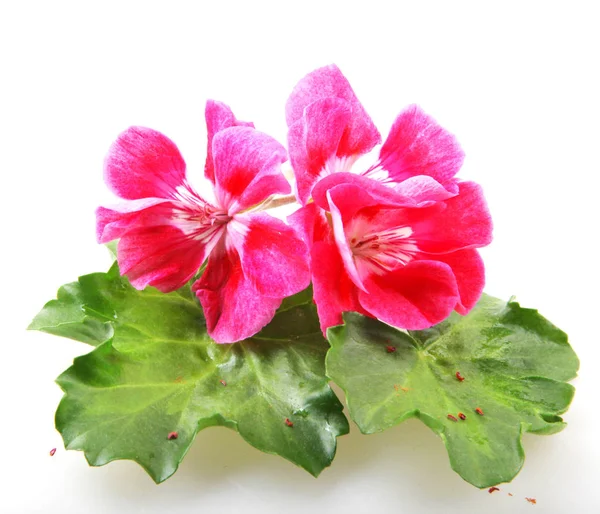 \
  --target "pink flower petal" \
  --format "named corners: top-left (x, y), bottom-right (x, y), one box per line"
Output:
top-left (211, 127), bottom-right (289, 213)
top-left (104, 127), bottom-right (187, 200)
top-left (434, 249), bottom-right (485, 315)
top-left (311, 241), bottom-right (370, 335)
top-left (312, 173), bottom-right (419, 211)
top-left (193, 245), bottom-right (281, 343)
top-left (117, 223), bottom-right (219, 293)
top-left (204, 100), bottom-right (254, 184)
top-left (96, 198), bottom-right (172, 243)
top-left (287, 98), bottom-right (352, 204)
top-left (231, 213), bottom-right (310, 298)
top-left (360, 260), bottom-right (459, 330)
top-left (327, 190), bottom-right (368, 292)
top-left (407, 181), bottom-right (493, 253)
top-left (393, 175), bottom-right (458, 206)
top-left (285, 64), bottom-right (381, 157)
top-left (287, 202), bottom-right (331, 248)
top-left (376, 105), bottom-right (464, 188)
top-left (288, 203), bottom-right (369, 334)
